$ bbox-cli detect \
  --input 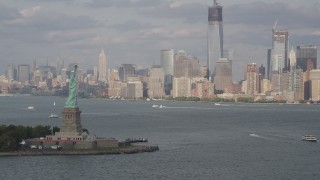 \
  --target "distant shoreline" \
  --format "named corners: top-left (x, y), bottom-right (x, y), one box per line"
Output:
top-left (0, 145), bottom-right (159, 157)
